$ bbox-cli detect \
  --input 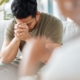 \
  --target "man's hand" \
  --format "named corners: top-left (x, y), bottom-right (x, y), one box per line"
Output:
top-left (14, 23), bottom-right (31, 41)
